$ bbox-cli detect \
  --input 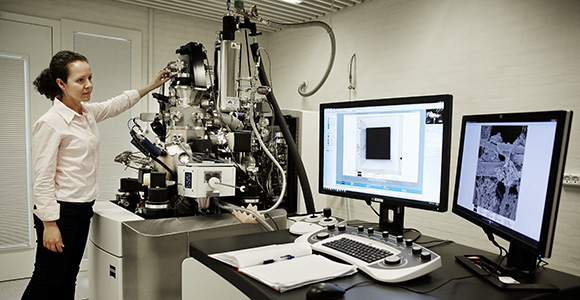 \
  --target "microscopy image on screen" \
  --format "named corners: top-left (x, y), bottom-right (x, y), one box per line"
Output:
top-left (473, 125), bottom-right (528, 221)
top-left (366, 127), bottom-right (391, 159)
